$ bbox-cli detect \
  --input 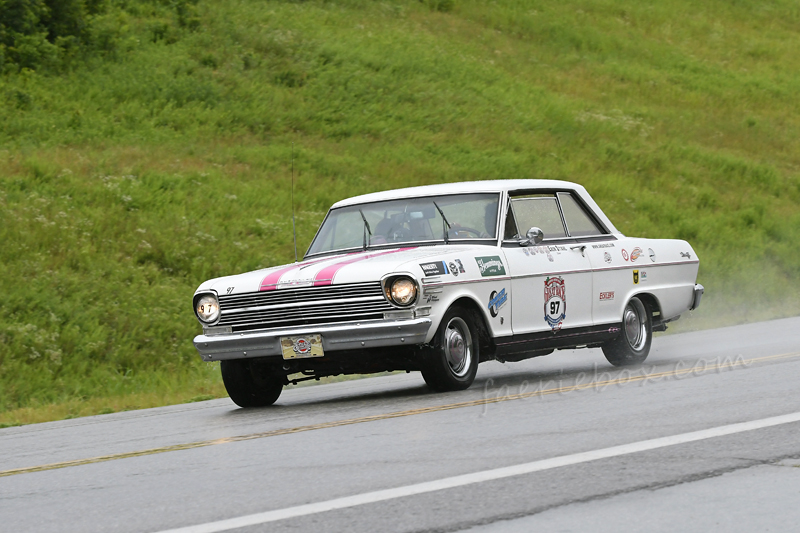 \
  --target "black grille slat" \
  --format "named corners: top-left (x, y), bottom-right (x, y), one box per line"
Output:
top-left (217, 282), bottom-right (392, 332)
top-left (221, 285), bottom-right (380, 308)
top-left (219, 303), bottom-right (391, 326)
top-left (220, 301), bottom-right (390, 323)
